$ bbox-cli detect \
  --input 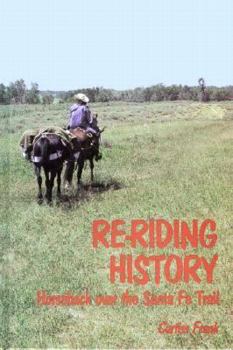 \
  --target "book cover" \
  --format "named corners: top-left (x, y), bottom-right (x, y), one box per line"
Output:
top-left (0, 0), bottom-right (232, 348)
